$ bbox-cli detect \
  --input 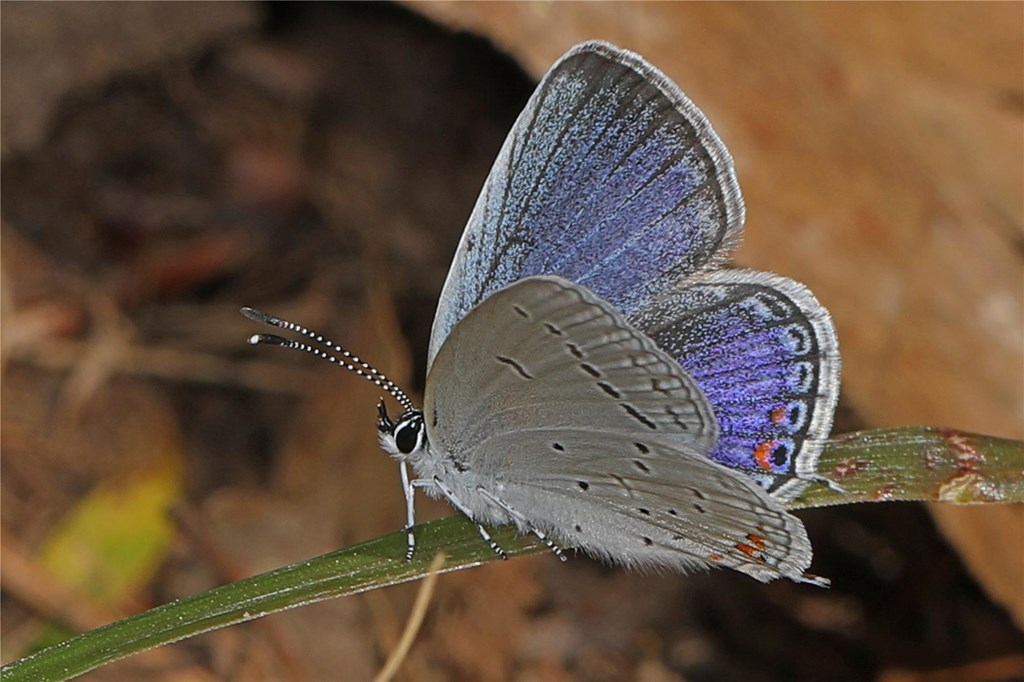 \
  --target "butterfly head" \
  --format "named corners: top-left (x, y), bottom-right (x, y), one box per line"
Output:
top-left (240, 306), bottom-right (423, 460)
top-left (377, 400), bottom-right (427, 460)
